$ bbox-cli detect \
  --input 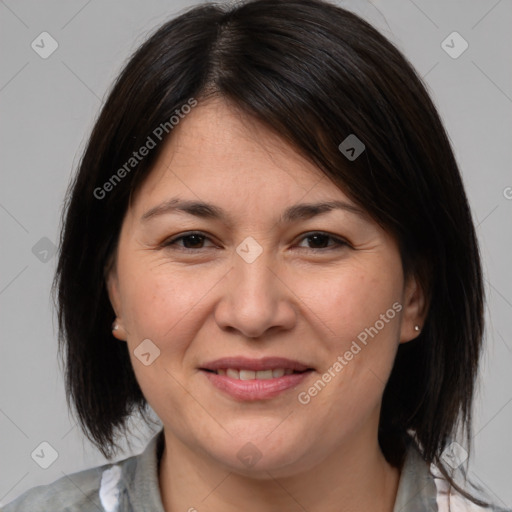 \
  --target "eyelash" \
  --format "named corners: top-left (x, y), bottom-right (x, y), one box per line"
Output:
top-left (161, 231), bottom-right (350, 252)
